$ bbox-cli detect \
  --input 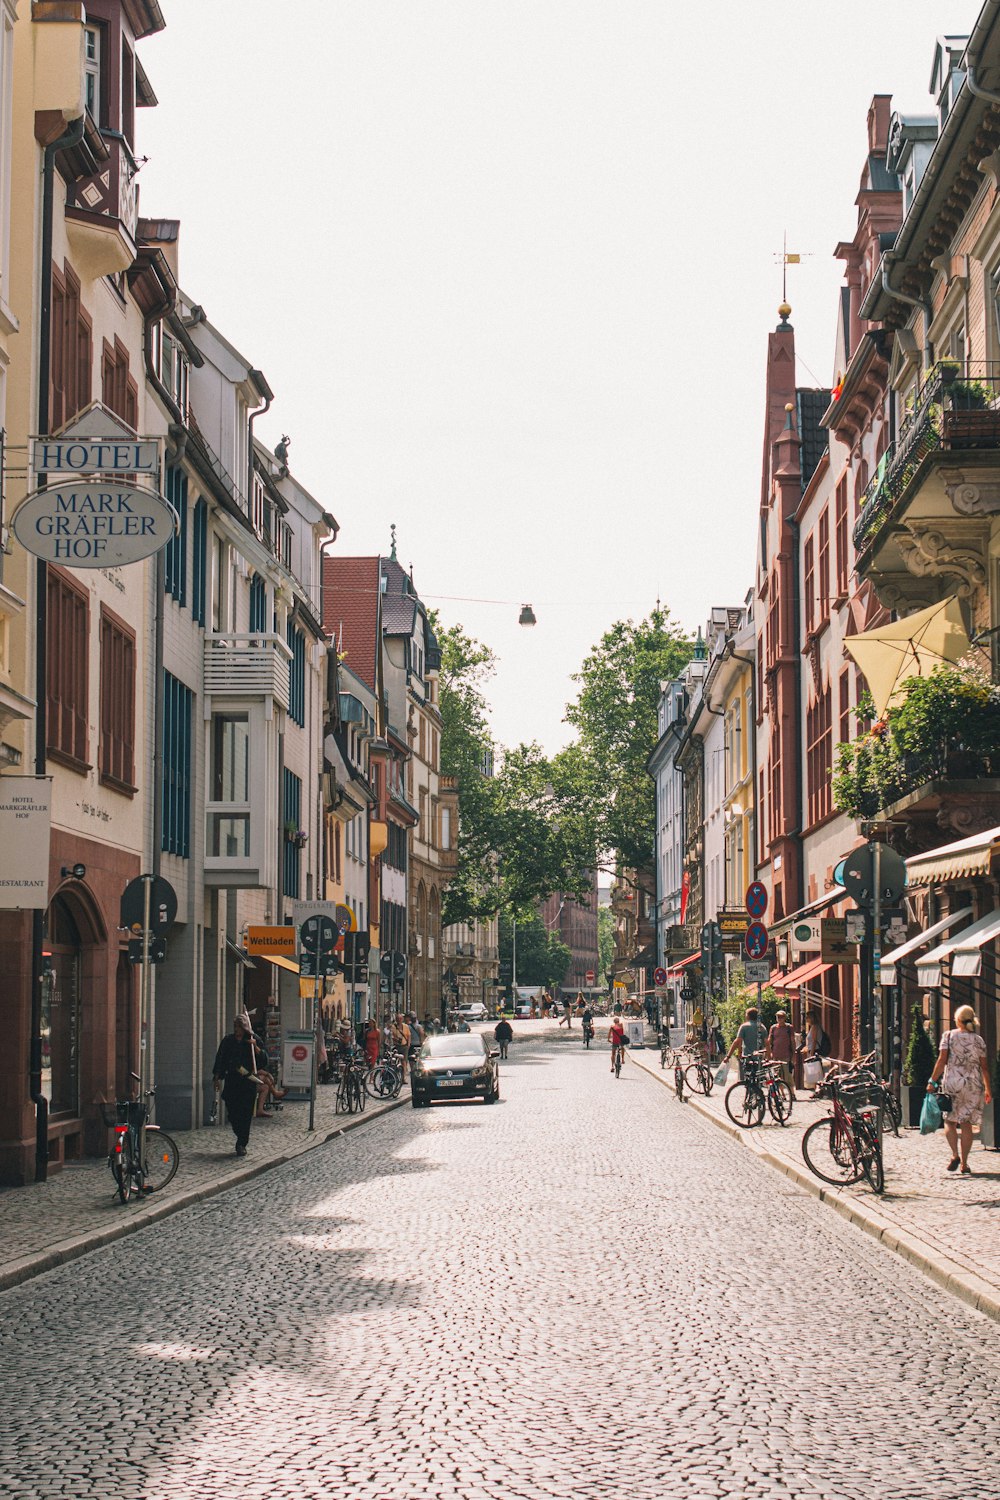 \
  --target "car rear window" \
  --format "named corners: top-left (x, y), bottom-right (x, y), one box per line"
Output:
top-left (422, 1035), bottom-right (485, 1058)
